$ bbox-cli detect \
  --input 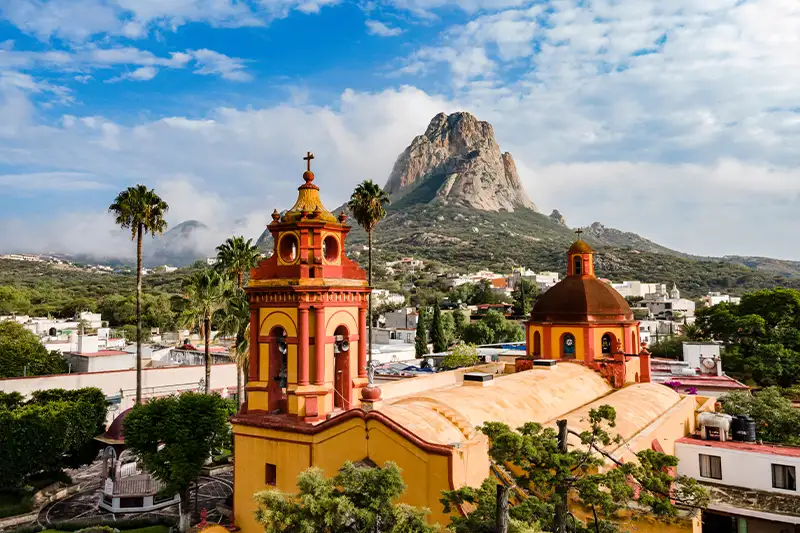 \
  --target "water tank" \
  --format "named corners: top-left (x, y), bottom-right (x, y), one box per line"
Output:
top-left (743, 417), bottom-right (757, 442)
top-left (732, 415), bottom-right (749, 442)
top-left (698, 412), bottom-right (732, 431)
